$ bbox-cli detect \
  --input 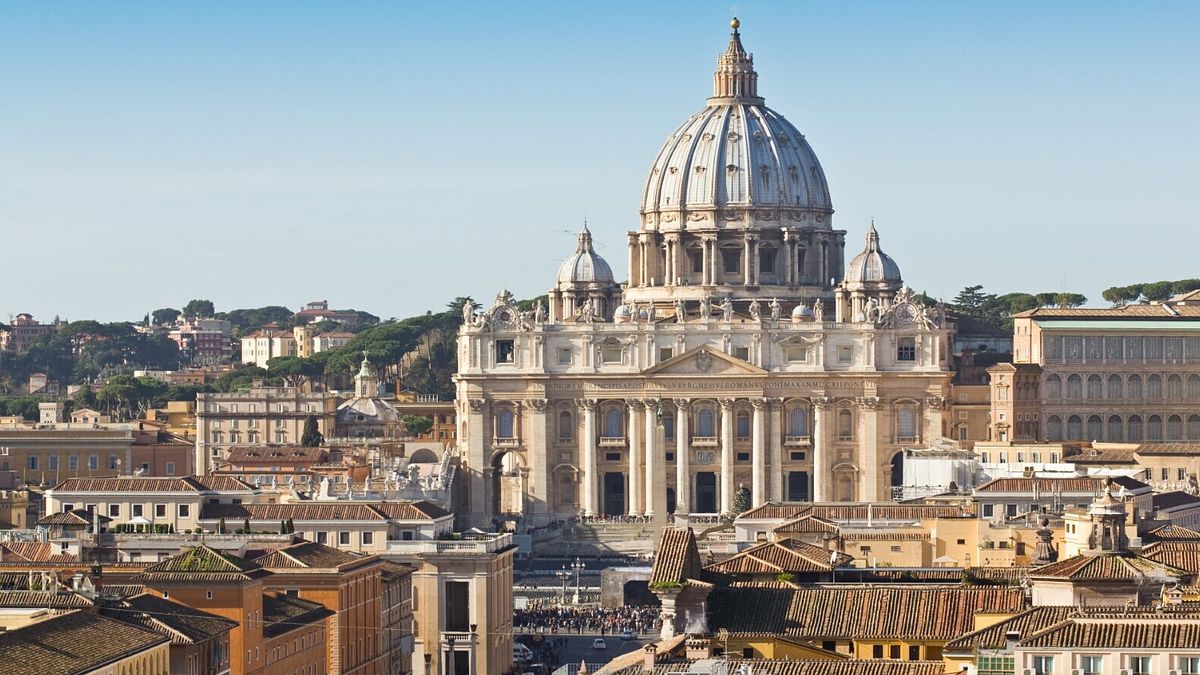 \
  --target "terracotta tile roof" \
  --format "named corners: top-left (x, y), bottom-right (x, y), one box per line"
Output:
top-left (837, 566), bottom-right (1030, 584)
top-left (1141, 540), bottom-right (1200, 574)
top-left (739, 502), bottom-right (970, 521)
top-left (649, 527), bottom-right (704, 585)
top-left (975, 476), bottom-right (1148, 493)
top-left (369, 500), bottom-right (452, 520)
top-left (1152, 490), bottom-right (1200, 511)
top-left (102, 592), bottom-right (239, 644)
top-left (1147, 523), bottom-right (1200, 541)
top-left (614, 660), bottom-right (948, 675)
top-left (772, 514), bottom-right (839, 534)
top-left (380, 561), bottom-right (415, 583)
top-left (1066, 445), bottom-right (1138, 464)
top-left (252, 540), bottom-right (363, 569)
top-left (710, 585), bottom-right (1024, 640)
top-left (944, 606), bottom-right (1073, 651)
top-left (262, 593), bottom-right (334, 638)
top-left (201, 502), bottom-right (389, 522)
top-left (592, 634), bottom-right (688, 675)
top-left (1134, 442), bottom-right (1200, 455)
top-left (0, 590), bottom-right (94, 608)
top-left (193, 475), bottom-right (257, 491)
top-left (1030, 551), bottom-right (1189, 581)
top-left (225, 446), bottom-right (327, 464)
top-left (0, 542), bottom-right (58, 562)
top-left (841, 531), bottom-right (929, 541)
top-left (138, 545), bottom-right (269, 582)
top-left (0, 610), bottom-right (169, 675)
top-left (705, 538), bottom-right (852, 576)
top-left (1015, 304), bottom-right (1200, 318)
top-left (36, 509), bottom-right (111, 527)
top-left (51, 475), bottom-right (252, 493)
top-left (1019, 617), bottom-right (1200, 648)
